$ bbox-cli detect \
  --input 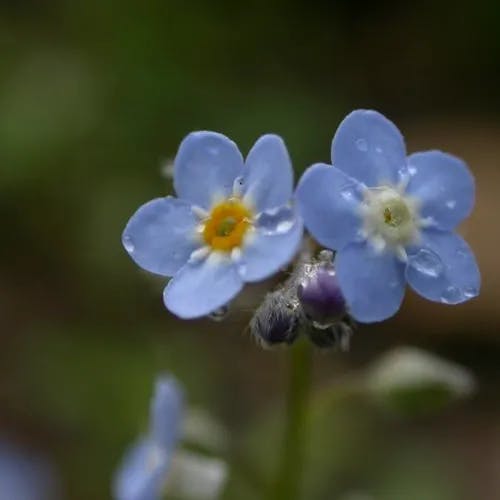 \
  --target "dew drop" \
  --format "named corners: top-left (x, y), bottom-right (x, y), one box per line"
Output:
top-left (407, 165), bottom-right (417, 176)
top-left (208, 305), bottom-right (230, 321)
top-left (340, 186), bottom-right (355, 201)
top-left (440, 286), bottom-right (463, 304)
top-left (397, 166), bottom-right (409, 179)
top-left (463, 286), bottom-right (478, 299)
top-left (257, 206), bottom-right (296, 235)
top-left (355, 138), bottom-right (368, 152)
top-left (375, 146), bottom-right (383, 154)
top-left (455, 248), bottom-right (467, 259)
top-left (408, 248), bottom-right (444, 278)
top-left (233, 176), bottom-right (245, 196)
top-left (123, 235), bottom-right (135, 253)
top-left (446, 200), bottom-right (456, 209)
